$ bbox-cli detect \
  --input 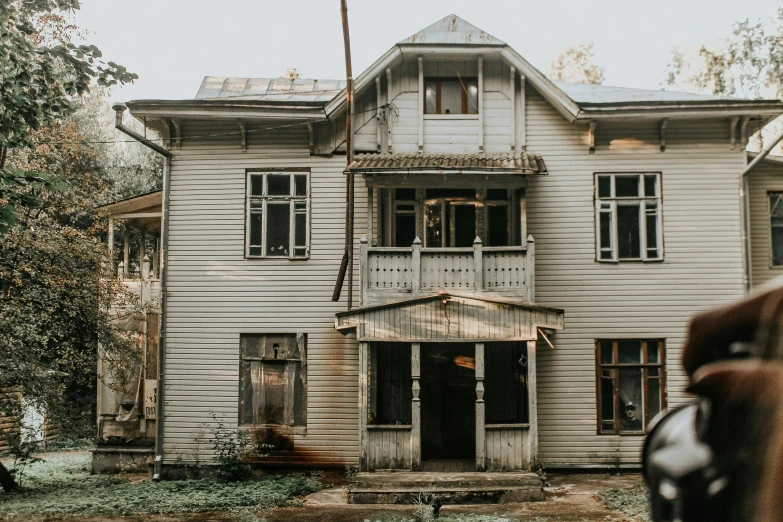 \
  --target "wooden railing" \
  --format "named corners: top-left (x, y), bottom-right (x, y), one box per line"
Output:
top-left (112, 255), bottom-right (160, 313)
top-left (359, 236), bottom-right (535, 306)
